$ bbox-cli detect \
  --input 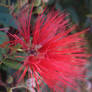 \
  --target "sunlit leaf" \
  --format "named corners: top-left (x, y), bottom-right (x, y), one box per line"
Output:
top-left (34, 0), bottom-right (41, 7)
top-left (3, 58), bottom-right (22, 70)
